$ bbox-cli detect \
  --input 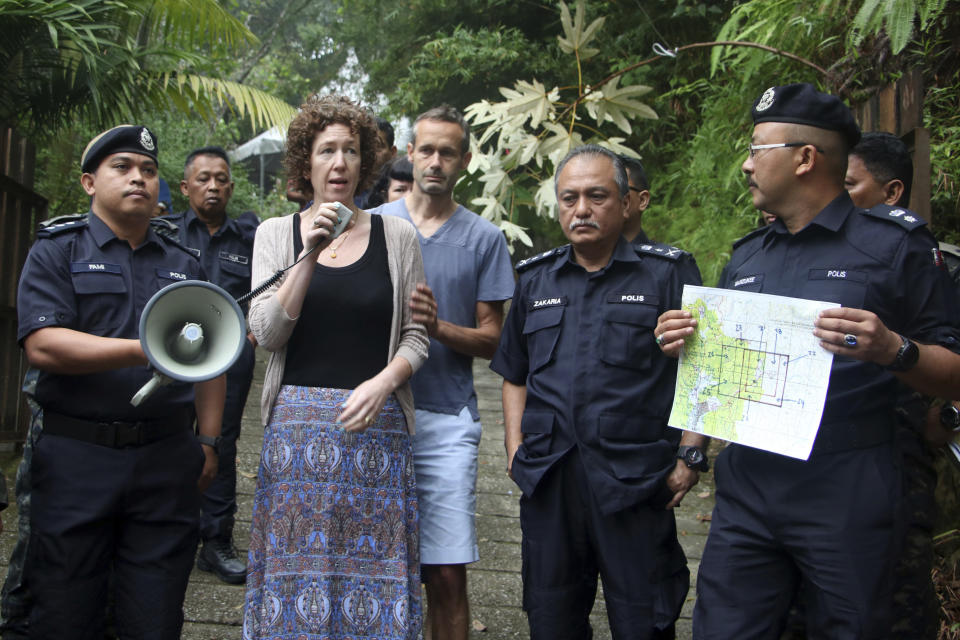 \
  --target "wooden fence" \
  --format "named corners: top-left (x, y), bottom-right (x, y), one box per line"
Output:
top-left (0, 125), bottom-right (47, 445)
